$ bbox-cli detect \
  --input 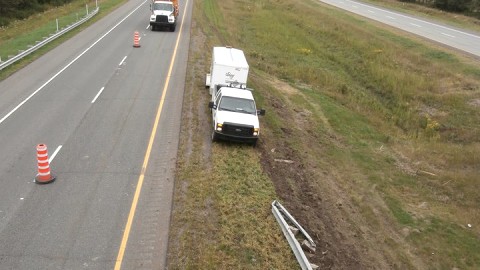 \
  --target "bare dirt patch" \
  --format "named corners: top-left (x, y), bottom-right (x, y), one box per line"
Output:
top-left (255, 87), bottom-right (374, 269)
